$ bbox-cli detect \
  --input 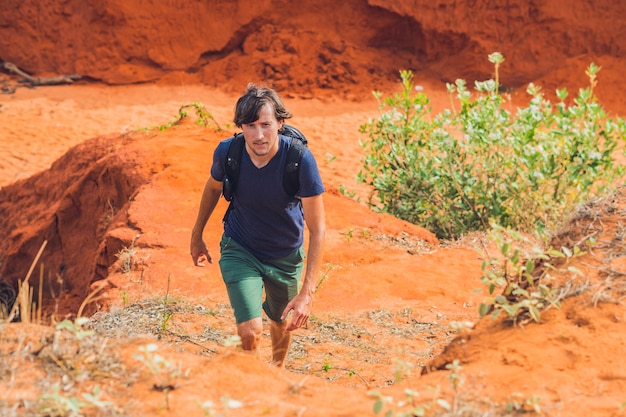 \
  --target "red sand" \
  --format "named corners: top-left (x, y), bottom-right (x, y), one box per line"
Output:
top-left (2, 2), bottom-right (626, 416)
